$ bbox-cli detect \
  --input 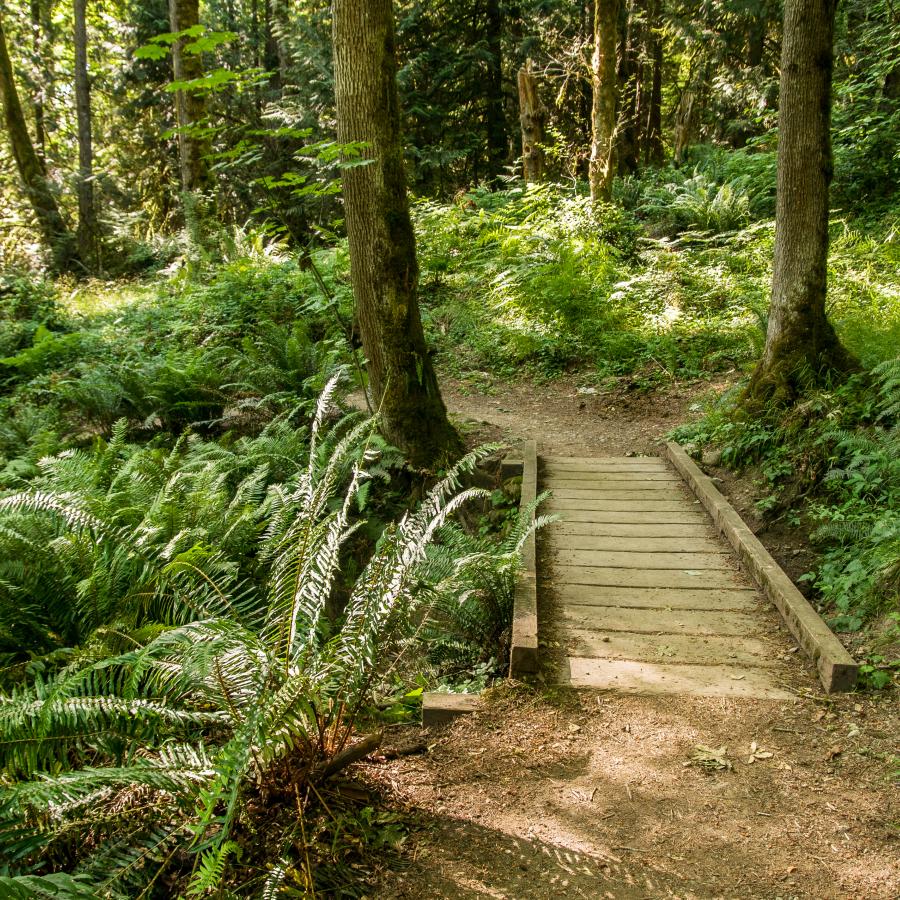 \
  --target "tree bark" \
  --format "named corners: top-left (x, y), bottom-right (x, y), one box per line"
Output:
top-left (0, 8), bottom-right (77, 271)
top-left (484, 0), bottom-right (507, 183)
top-left (332, 0), bottom-right (461, 468)
top-left (169, 0), bottom-right (210, 194)
top-left (589, 0), bottom-right (620, 203)
top-left (74, 0), bottom-right (98, 269)
top-left (29, 0), bottom-right (46, 165)
top-left (615, 0), bottom-right (642, 176)
top-left (643, 0), bottom-right (663, 164)
top-left (747, 0), bottom-right (854, 404)
top-left (517, 60), bottom-right (546, 183)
